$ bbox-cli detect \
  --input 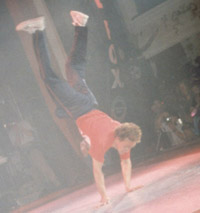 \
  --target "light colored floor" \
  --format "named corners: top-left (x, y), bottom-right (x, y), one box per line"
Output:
top-left (15, 143), bottom-right (200, 213)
